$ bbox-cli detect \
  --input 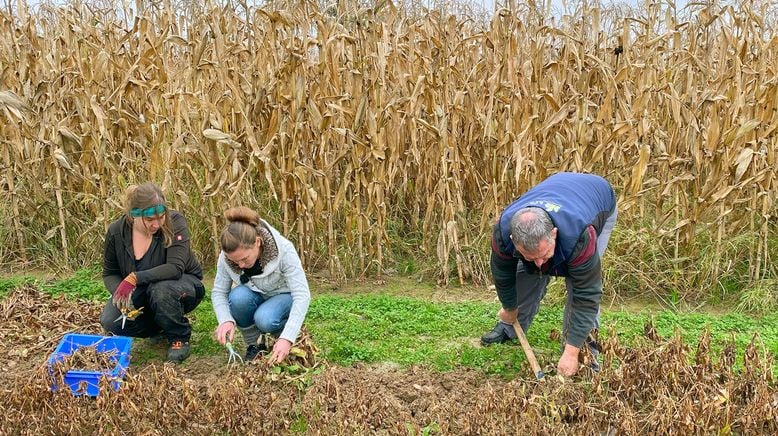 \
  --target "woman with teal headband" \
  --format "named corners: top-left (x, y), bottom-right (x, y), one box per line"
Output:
top-left (99, 182), bottom-right (205, 363)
